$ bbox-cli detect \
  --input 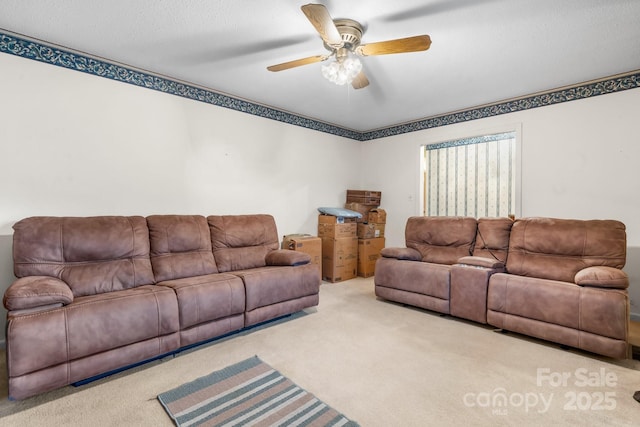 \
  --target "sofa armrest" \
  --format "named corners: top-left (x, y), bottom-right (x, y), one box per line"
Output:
top-left (3, 276), bottom-right (74, 311)
top-left (456, 256), bottom-right (505, 270)
top-left (380, 247), bottom-right (422, 261)
top-left (575, 266), bottom-right (629, 289)
top-left (266, 249), bottom-right (311, 266)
